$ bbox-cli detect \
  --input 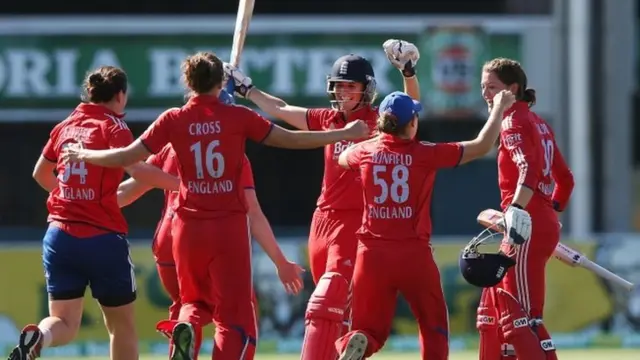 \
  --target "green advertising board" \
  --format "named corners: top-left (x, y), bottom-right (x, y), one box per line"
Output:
top-left (0, 16), bottom-right (541, 121)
